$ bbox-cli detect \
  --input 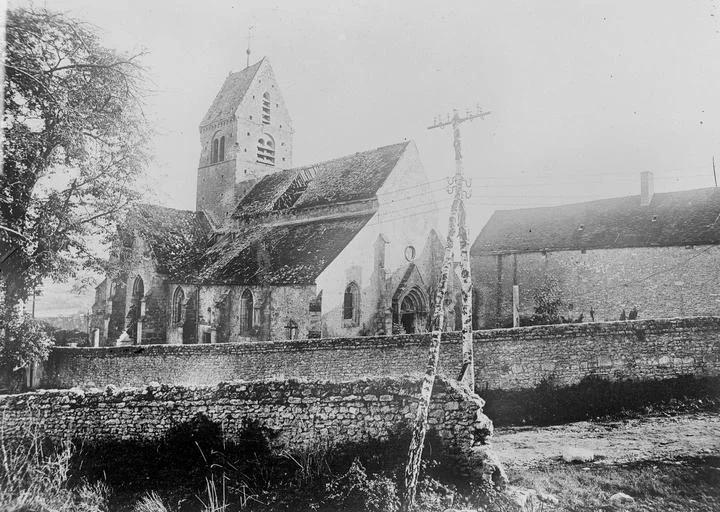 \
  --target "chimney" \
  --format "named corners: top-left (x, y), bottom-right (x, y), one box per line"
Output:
top-left (640, 171), bottom-right (654, 206)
